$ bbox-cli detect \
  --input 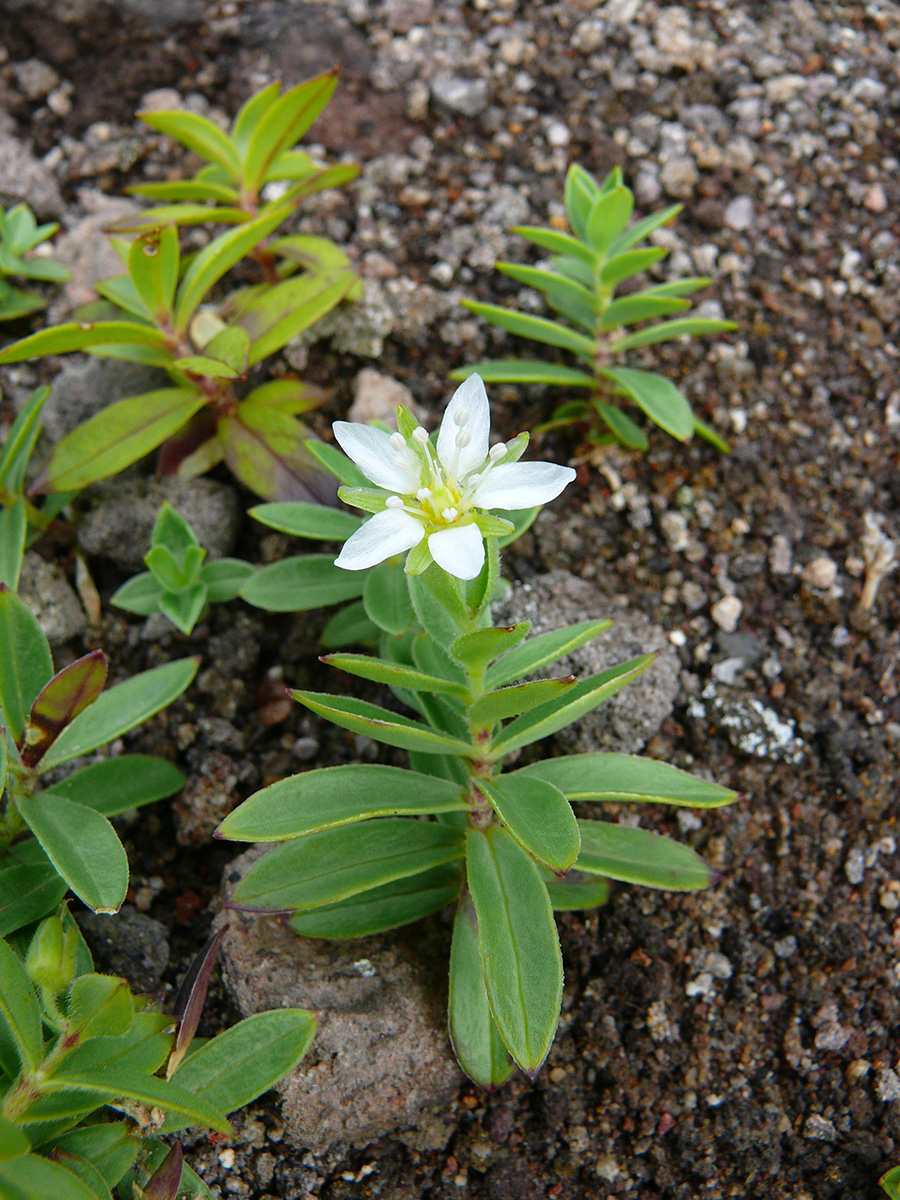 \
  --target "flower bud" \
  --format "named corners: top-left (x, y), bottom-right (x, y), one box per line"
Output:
top-left (26, 914), bottom-right (75, 997)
